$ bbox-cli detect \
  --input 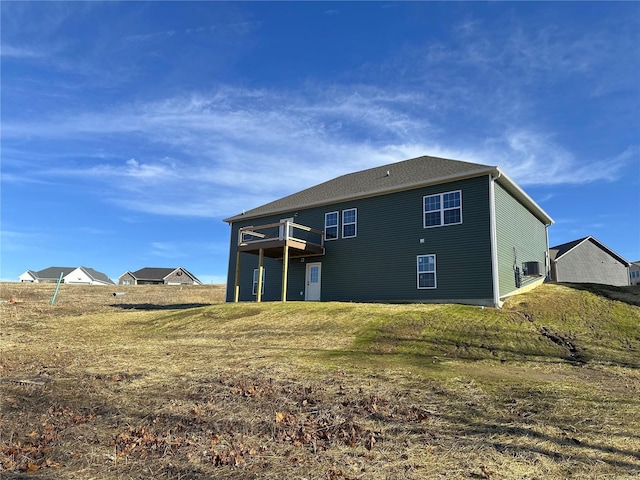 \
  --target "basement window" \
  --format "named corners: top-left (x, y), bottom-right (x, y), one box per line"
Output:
top-left (417, 254), bottom-right (437, 289)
